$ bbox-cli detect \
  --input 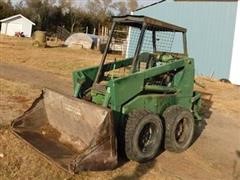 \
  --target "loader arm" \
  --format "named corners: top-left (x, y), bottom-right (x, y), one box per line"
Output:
top-left (73, 58), bottom-right (133, 98)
